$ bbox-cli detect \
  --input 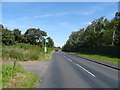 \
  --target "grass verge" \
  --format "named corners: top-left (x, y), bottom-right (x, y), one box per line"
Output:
top-left (2, 43), bottom-right (54, 88)
top-left (2, 64), bottom-right (39, 88)
top-left (70, 52), bottom-right (120, 64)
